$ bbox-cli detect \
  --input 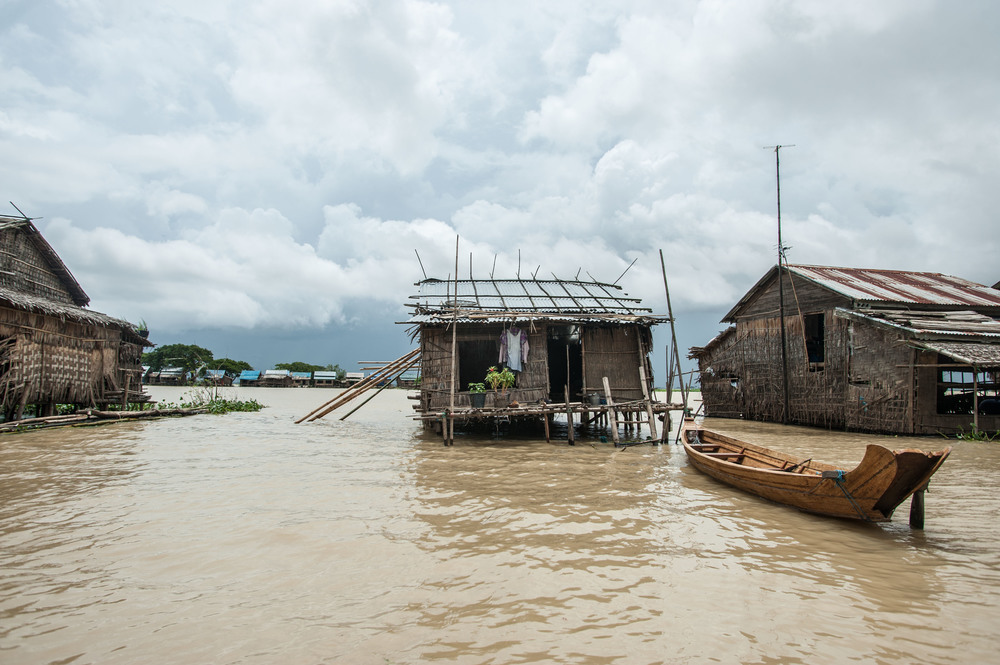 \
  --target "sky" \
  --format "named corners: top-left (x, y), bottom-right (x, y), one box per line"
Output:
top-left (2, 0), bottom-right (998, 377)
